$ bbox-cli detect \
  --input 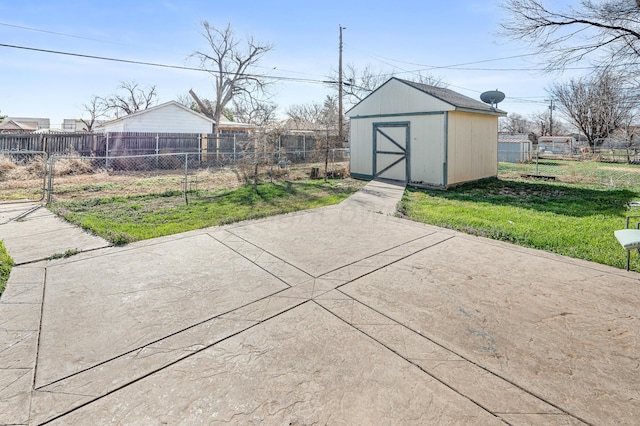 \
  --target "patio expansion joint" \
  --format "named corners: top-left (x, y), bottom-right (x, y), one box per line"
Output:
top-left (317, 231), bottom-right (451, 280)
top-left (315, 289), bottom-right (594, 426)
top-left (212, 230), bottom-right (311, 283)
top-left (34, 298), bottom-right (312, 425)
